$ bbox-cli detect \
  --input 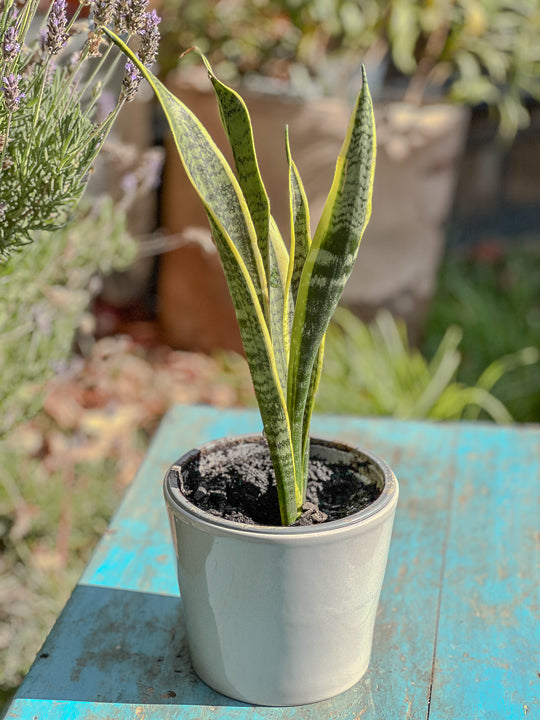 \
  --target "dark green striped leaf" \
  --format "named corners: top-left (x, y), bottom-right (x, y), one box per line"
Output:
top-left (200, 55), bottom-right (290, 393)
top-left (268, 217), bottom-right (291, 393)
top-left (285, 128), bottom-right (311, 308)
top-left (207, 215), bottom-right (300, 521)
top-left (103, 30), bottom-right (268, 314)
top-left (199, 54), bottom-right (271, 285)
top-left (287, 67), bottom-right (376, 491)
top-left (105, 30), bottom-right (377, 523)
top-left (284, 128), bottom-right (311, 357)
top-left (104, 29), bottom-right (301, 523)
